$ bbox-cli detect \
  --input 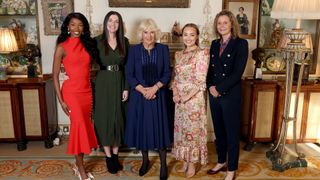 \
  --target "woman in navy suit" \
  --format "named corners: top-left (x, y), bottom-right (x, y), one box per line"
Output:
top-left (206, 10), bottom-right (248, 180)
top-left (125, 19), bottom-right (171, 180)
